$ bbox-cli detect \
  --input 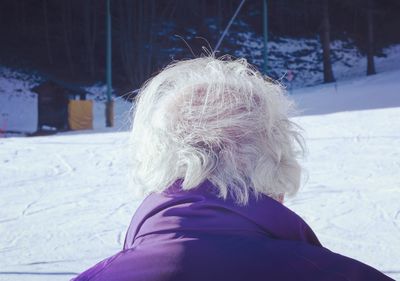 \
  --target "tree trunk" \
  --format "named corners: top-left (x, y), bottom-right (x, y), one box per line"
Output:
top-left (146, 0), bottom-right (155, 77)
top-left (62, 0), bottom-right (74, 75)
top-left (366, 0), bottom-right (376, 75)
top-left (118, 0), bottom-right (135, 86)
top-left (84, 0), bottom-right (97, 78)
top-left (43, 0), bottom-right (53, 65)
top-left (217, 0), bottom-right (222, 34)
top-left (321, 0), bottom-right (335, 83)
